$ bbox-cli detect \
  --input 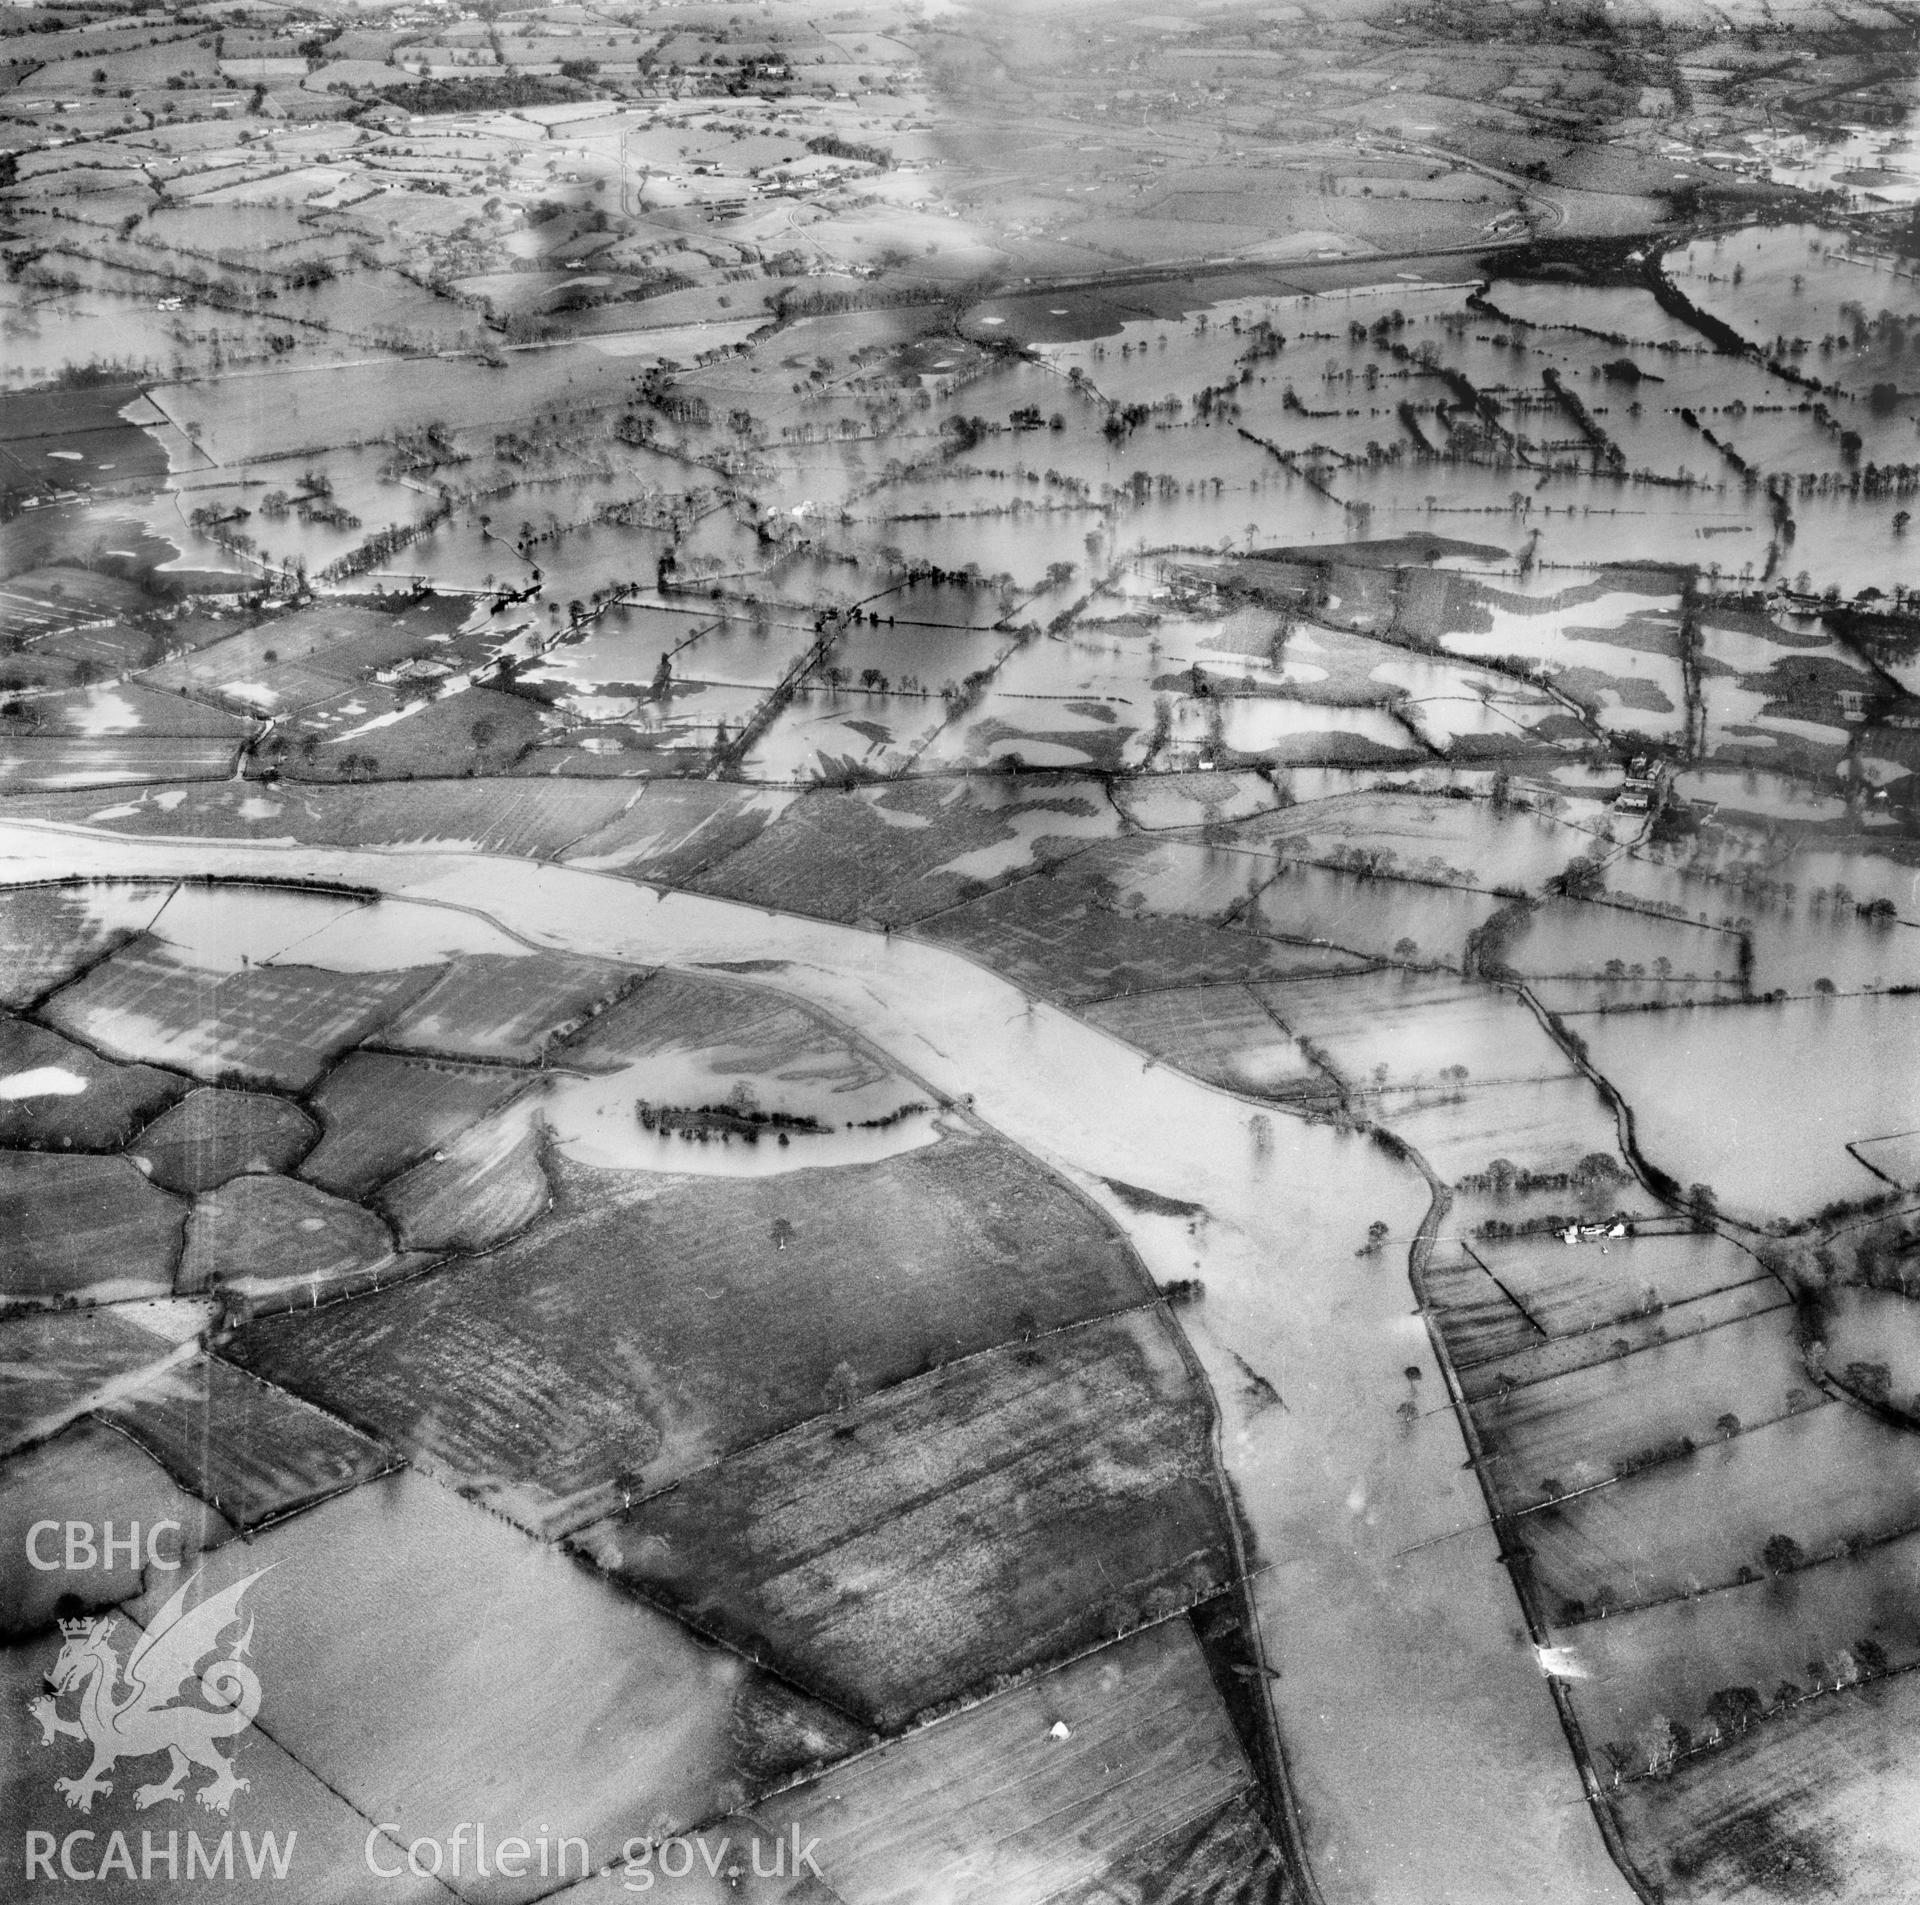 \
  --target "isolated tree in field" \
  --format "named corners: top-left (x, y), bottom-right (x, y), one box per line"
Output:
top-left (1714, 1412), bottom-right (1741, 1441)
top-left (769, 1216), bottom-right (794, 1251)
top-left (823, 1360), bottom-right (859, 1411)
